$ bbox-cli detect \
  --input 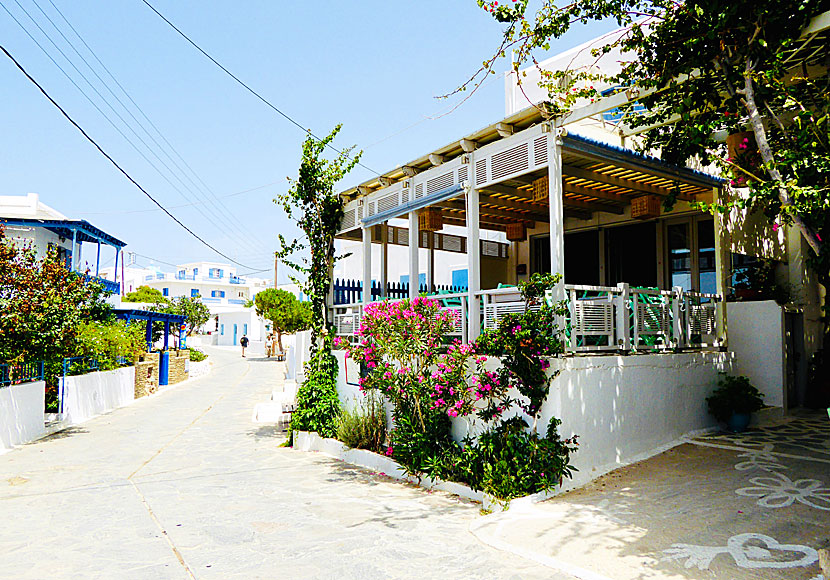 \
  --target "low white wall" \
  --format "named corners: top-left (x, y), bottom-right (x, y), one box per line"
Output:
top-left (541, 352), bottom-right (733, 490)
top-left (0, 380), bottom-right (45, 451)
top-left (333, 350), bottom-right (733, 491)
top-left (188, 359), bottom-right (211, 380)
top-left (62, 366), bottom-right (135, 425)
top-left (726, 300), bottom-right (786, 408)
